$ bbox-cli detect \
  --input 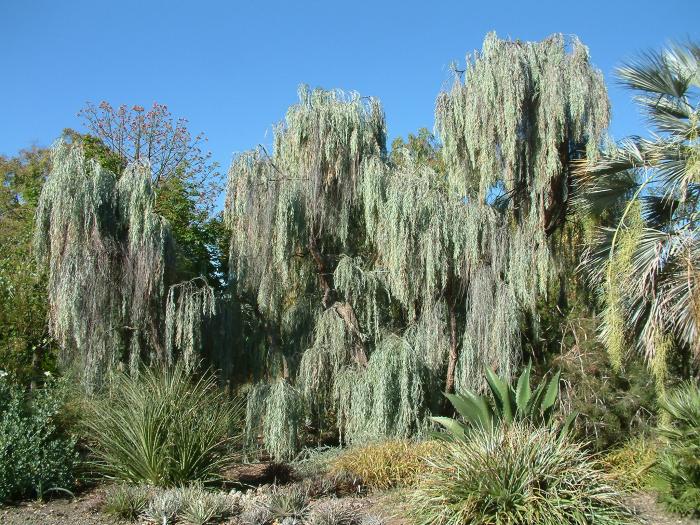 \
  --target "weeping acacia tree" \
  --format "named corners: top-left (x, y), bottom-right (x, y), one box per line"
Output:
top-left (34, 141), bottom-right (216, 387)
top-left (435, 32), bottom-right (610, 390)
top-left (226, 33), bottom-right (610, 458)
top-left (580, 41), bottom-right (700, 386)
